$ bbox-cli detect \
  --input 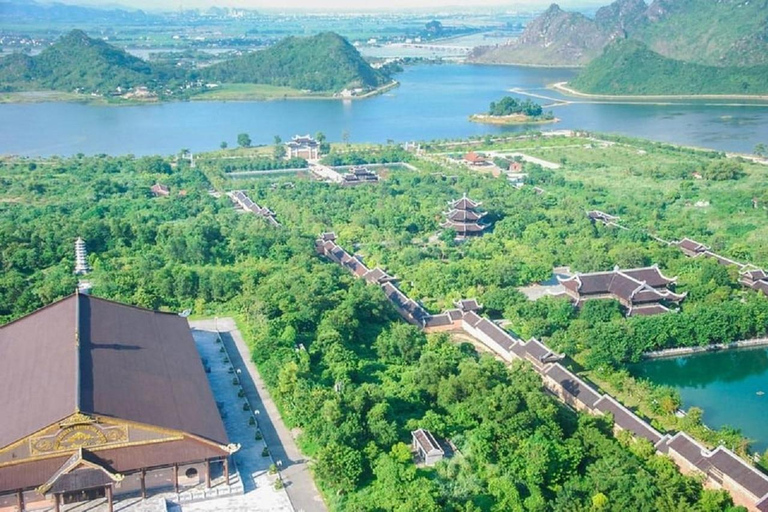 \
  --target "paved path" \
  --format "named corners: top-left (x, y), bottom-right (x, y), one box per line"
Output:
top-left (191, 318), bottom-right (327, 512)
